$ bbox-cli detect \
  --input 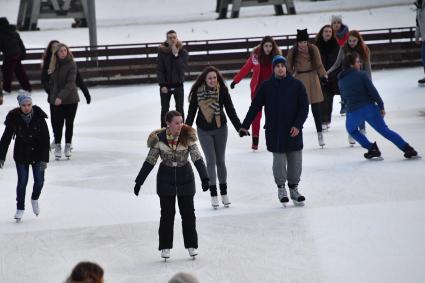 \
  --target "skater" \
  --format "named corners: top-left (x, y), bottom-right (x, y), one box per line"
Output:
top-left (156, 30), bottom-right (189, 128)
top-left (186, 66), bottom-right (243, 209)
top-left (239, 55), bottom-right (309, 206)
top-left (415, 0), bottom-right (425, 86)
top-left (41, 40), bottom-right (91, 149)
top-left (230, 36), bottom-right (281, 150)
top-left (327, 30), bottom-right (370, 144)
top-left (315, 25), bottom-right (341, 131)
top-left (133, 110), bottom-right (209, 260)
top-left (0, 17), bottom-right (31, 94)
top-left (286, 29), bottom-right (328, 148)
top-left (65, 261), bottom-right (104, 283)
top-left (48, 43), bottom-right (80, 160)
top-left (331, 15), bottom-right (349, 47)
top-left (0, 92), bottom-right (50, 222)
top-left (338, 52), bottom-right (418, 160)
